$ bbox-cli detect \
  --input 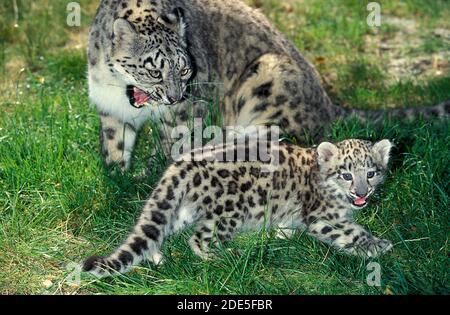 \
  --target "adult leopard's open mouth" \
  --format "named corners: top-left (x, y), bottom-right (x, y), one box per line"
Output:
top-left (126, 85), bottom-right (156, 108)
